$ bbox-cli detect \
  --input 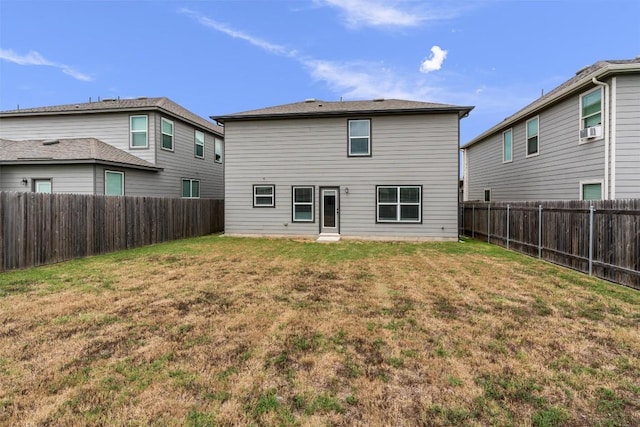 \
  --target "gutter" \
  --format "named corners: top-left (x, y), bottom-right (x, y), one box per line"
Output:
top-left (213, 106), bottom-right (474, 123)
